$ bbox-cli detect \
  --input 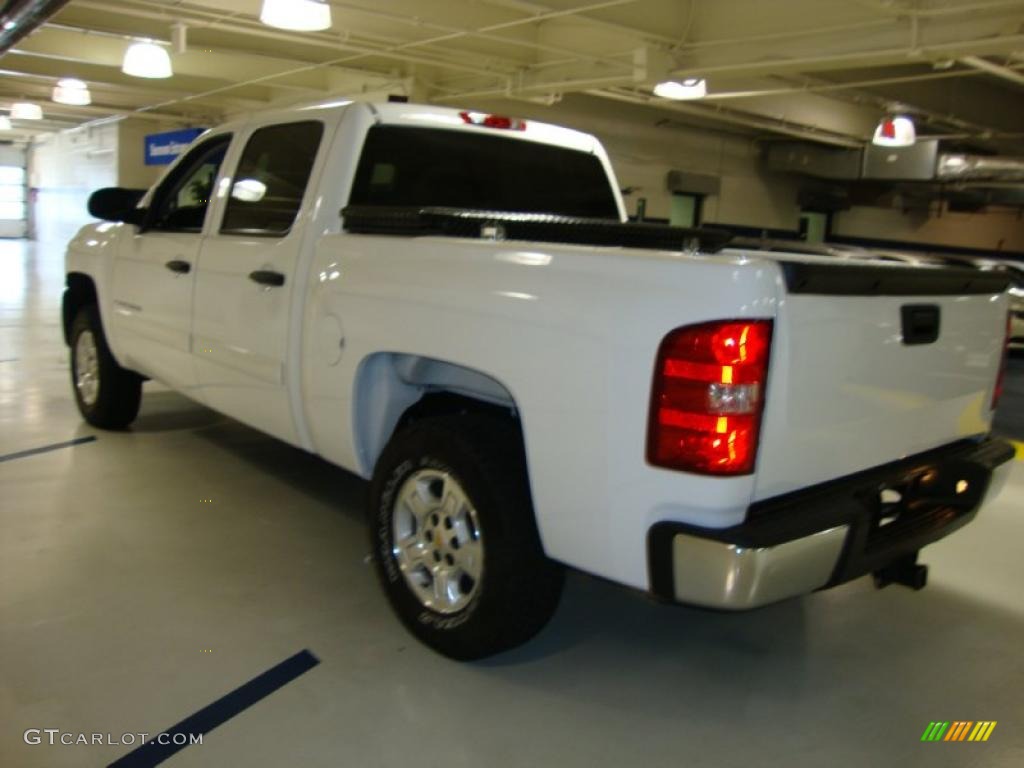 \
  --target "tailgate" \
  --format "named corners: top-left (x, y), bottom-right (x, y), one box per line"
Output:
top-left (752, 257), bottom-right (1010, 501)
